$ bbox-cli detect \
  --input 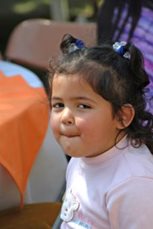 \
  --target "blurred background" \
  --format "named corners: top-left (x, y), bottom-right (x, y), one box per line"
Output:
top-left (0, 0), bottom-right (103, 55)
